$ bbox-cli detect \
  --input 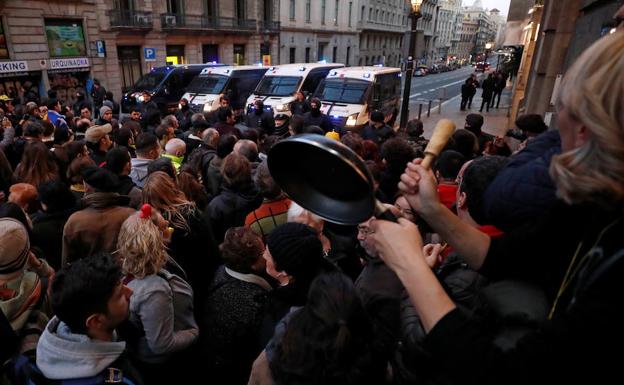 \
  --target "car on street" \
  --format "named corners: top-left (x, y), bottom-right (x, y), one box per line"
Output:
top-left (475, 62), bottom-right (490, 72)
